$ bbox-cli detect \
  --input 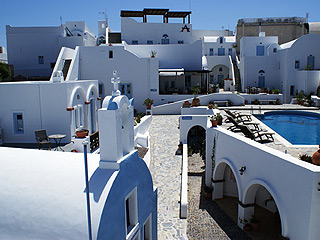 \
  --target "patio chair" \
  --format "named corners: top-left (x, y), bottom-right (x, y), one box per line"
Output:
top-left (239, 125), bottom-right (274, 142)
top-left (224, 109), bottom-right (252, 122)
top-left (226, 116), bottom-right (262, 132)
top-left (35, 129), bottom-right (51, 150)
